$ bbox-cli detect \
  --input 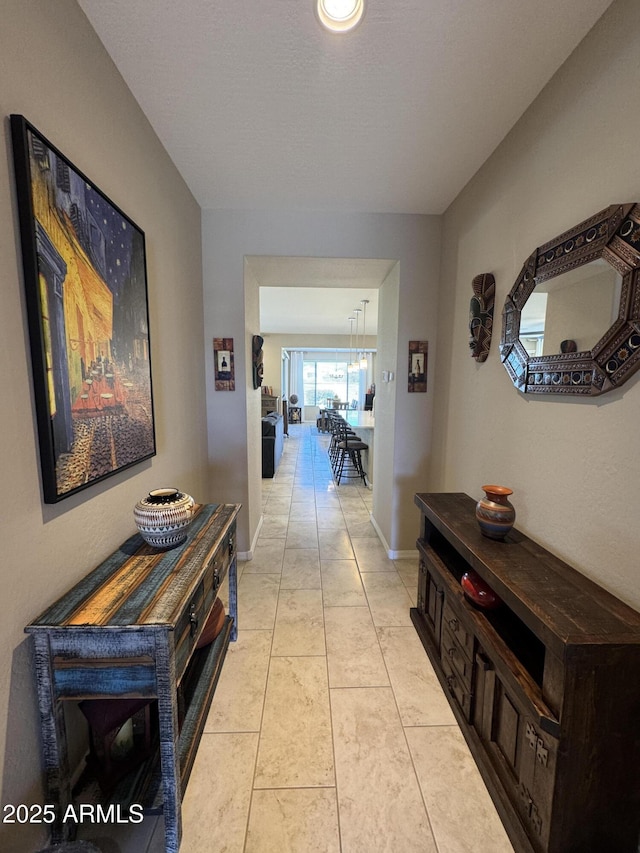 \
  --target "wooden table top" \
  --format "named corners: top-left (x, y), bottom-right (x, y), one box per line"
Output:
top-left (26, 503), bottom-right (240, 631)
